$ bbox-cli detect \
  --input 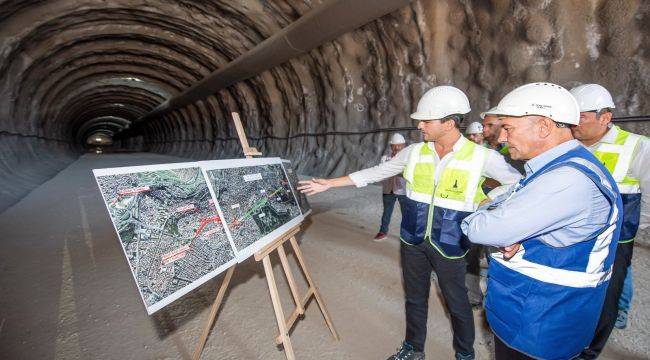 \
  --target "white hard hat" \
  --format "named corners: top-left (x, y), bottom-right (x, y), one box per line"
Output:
top-left (389, 133), bottom-right (406, 145)
top-left (569, 83), bottom-right (616, 112)
top-left (490, 82), bottom-right (580, 125)
top-left (480, 106), bottom-right (498, 120)
top-left (410, 85), bottom-right (471, 120)
top-left (465, 122), bottom-right (483, 135)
